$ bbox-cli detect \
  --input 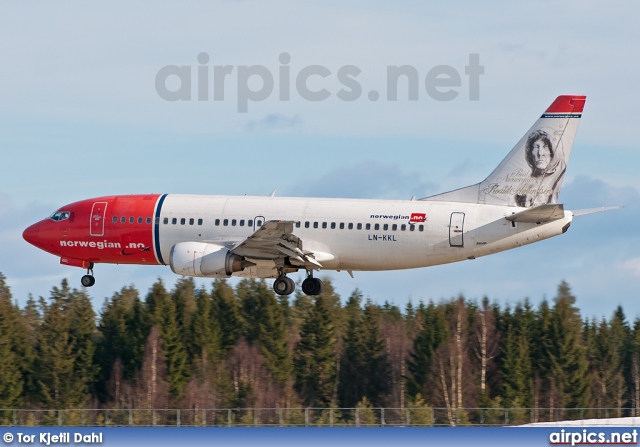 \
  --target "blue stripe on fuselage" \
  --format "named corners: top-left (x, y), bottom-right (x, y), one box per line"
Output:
top-left (154, 194), bottom-right (168, 265)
